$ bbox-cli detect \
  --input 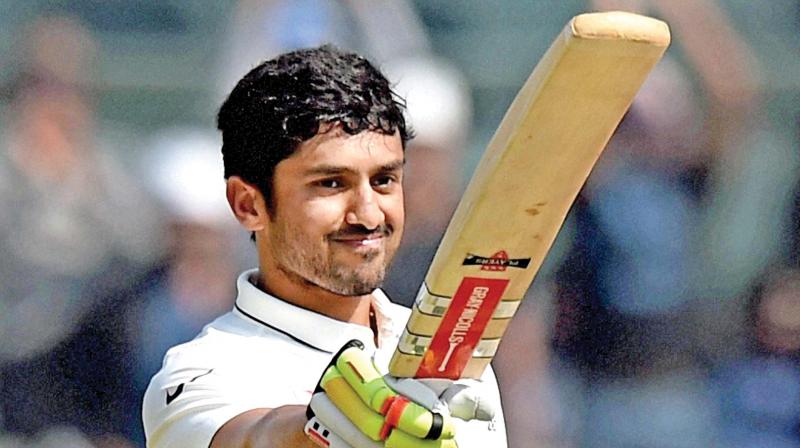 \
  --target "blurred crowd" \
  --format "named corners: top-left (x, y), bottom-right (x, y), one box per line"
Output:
top-left (0, 1), bottom-right (798, 447)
